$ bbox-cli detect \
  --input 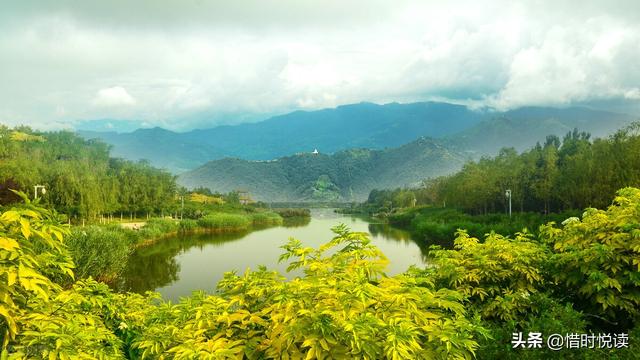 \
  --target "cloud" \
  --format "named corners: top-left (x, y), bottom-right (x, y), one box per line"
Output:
top-left (93, 86), bottom-right (136, 107)
top-left (0, 0), bottom-right (638, 130)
